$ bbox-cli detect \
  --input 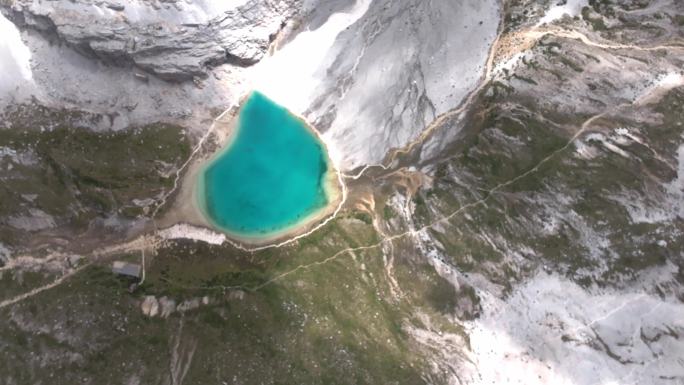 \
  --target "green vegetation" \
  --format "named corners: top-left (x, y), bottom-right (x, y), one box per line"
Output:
top-left (458, 107), bottom-right (568, 191)
top-left (588, 0), bottom-right (616, 18)
top-left (0, 211), bottom-right (441, 384)
top-left (407, 81), bottom-right (684, 288)
top-left (582, 6), bottom-right (608, 31)
top-left (426, 273), bottom-right (458, 314)
top-left (0, 269), bottom-right (60, 304)
top-left (512, 74), bottom-right (539, 84)
top-left (559, 56), bottom-right (584, 72)
top-left (674, 15), bottom-right (684, 26)
top-left (0, 265), bottom-right (173, 385)
top-left (382, 204), bottom-right (396, 221)
top-left (0, 104), bottom-right (191, 246)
